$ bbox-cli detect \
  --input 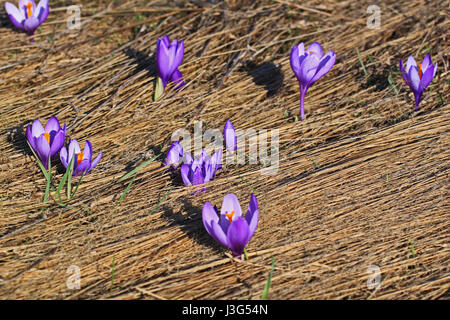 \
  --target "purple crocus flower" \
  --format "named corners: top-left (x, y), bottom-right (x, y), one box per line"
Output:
top-left (400, 54), bottom-right (438, 110)
top-left (290, 42), bottom-right (336, 120)
top-left (60, 139), bottom-right (102, 176)
top-left (164, 141), bottom-right (184, 168)
top-left (224, 120), bottom-right (237, 152)
top-left (202, 193), bottom-right (259, 258)
top-left (5, 0), bottom-right (49, 36)
top-left (180, 149), bottom-right (222, 187)
top-left (26, 116), bottom-right (66, 169)
top-left (156, 35), bottom-right (185, 89)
